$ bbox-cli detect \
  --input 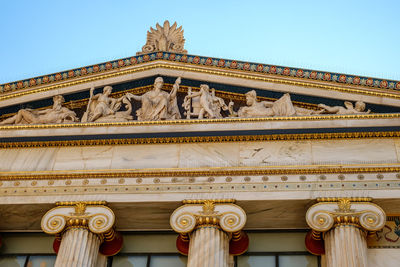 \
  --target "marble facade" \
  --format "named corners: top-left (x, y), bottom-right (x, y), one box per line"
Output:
top-left (1, 21), bottom-right (400, 267)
